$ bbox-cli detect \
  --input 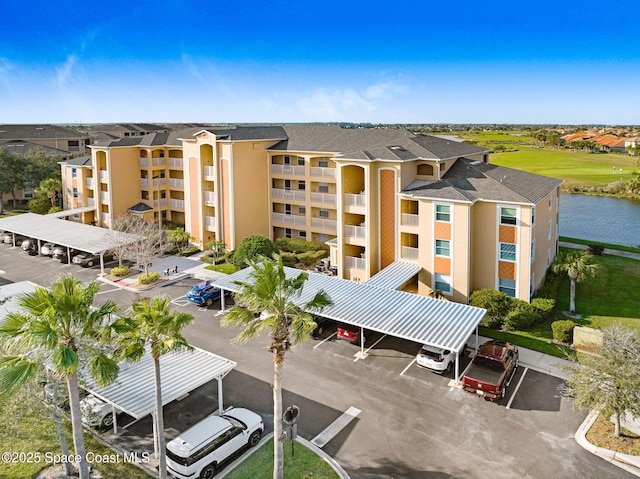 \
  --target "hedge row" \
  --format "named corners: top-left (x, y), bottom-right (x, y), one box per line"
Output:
top-left (281, 249), bottom-right (328, 267)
